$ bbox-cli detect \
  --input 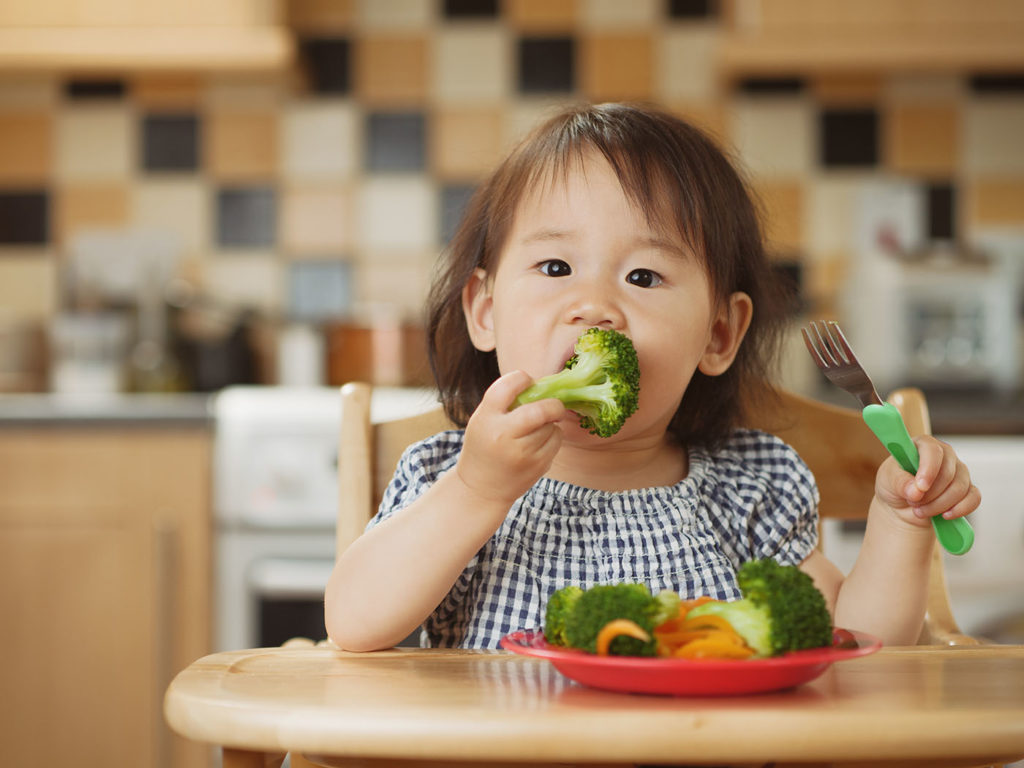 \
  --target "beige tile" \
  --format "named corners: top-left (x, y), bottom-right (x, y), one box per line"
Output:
top-left (434, 27), bottom-right (510, 105)
top-left (356, 0), bottom-right (433, 30)
top-left (355, 35), bottom-right (429, 107)
top-left (967, 178), bottom-right (1024, 227)
top-left (504, 0), bottom-right (577, 31)
top-left (132, 179), bottom-right (209, 255)
top-left (0, 112), bottom-right (51, 184)
top-left (433, 108), bottom-right (504, 180)
top-left (55, 184), bottom-right (130, 244)
top-left (580, 0), bottom-right (658, 27)
top-left (281, 186), bottom-right (352, 253)
top-left (0, 250), bottom-right (57, 318)
top-left (752, 179), bottom-right (804, 253)
top-left (965, 99), bottom-right (1024, 175)
top-left (658, 27), bottom-right (720, 104)
top-left (201, 252), bottom-right (284, 312)
top-left (581, 34), bottom-right (653, 102)
top-left (886, 102), bottom-right (959, 177)
top-left (206, 107), bottom-right (279, 181)
top-left (804, 176), bottom-right (867, 259)
top-left (358, 177), bottom-right (436, 250)
top-left (730, 99), bottom-right (814, 177)
top-left (288, 0), bottom-right (354, 32)
top-left (56, 105), bottom-right (133, 182)
top-left (282, 101), bottom-right (359, 180)
top-left (205, 76), bottom-right (287, 109)
top-left (504, 99), bottom-right (572, 149)
top-left (354, 250), bottom-right (433, 318)
top-left (133, 75), bottom-right (203, 109)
